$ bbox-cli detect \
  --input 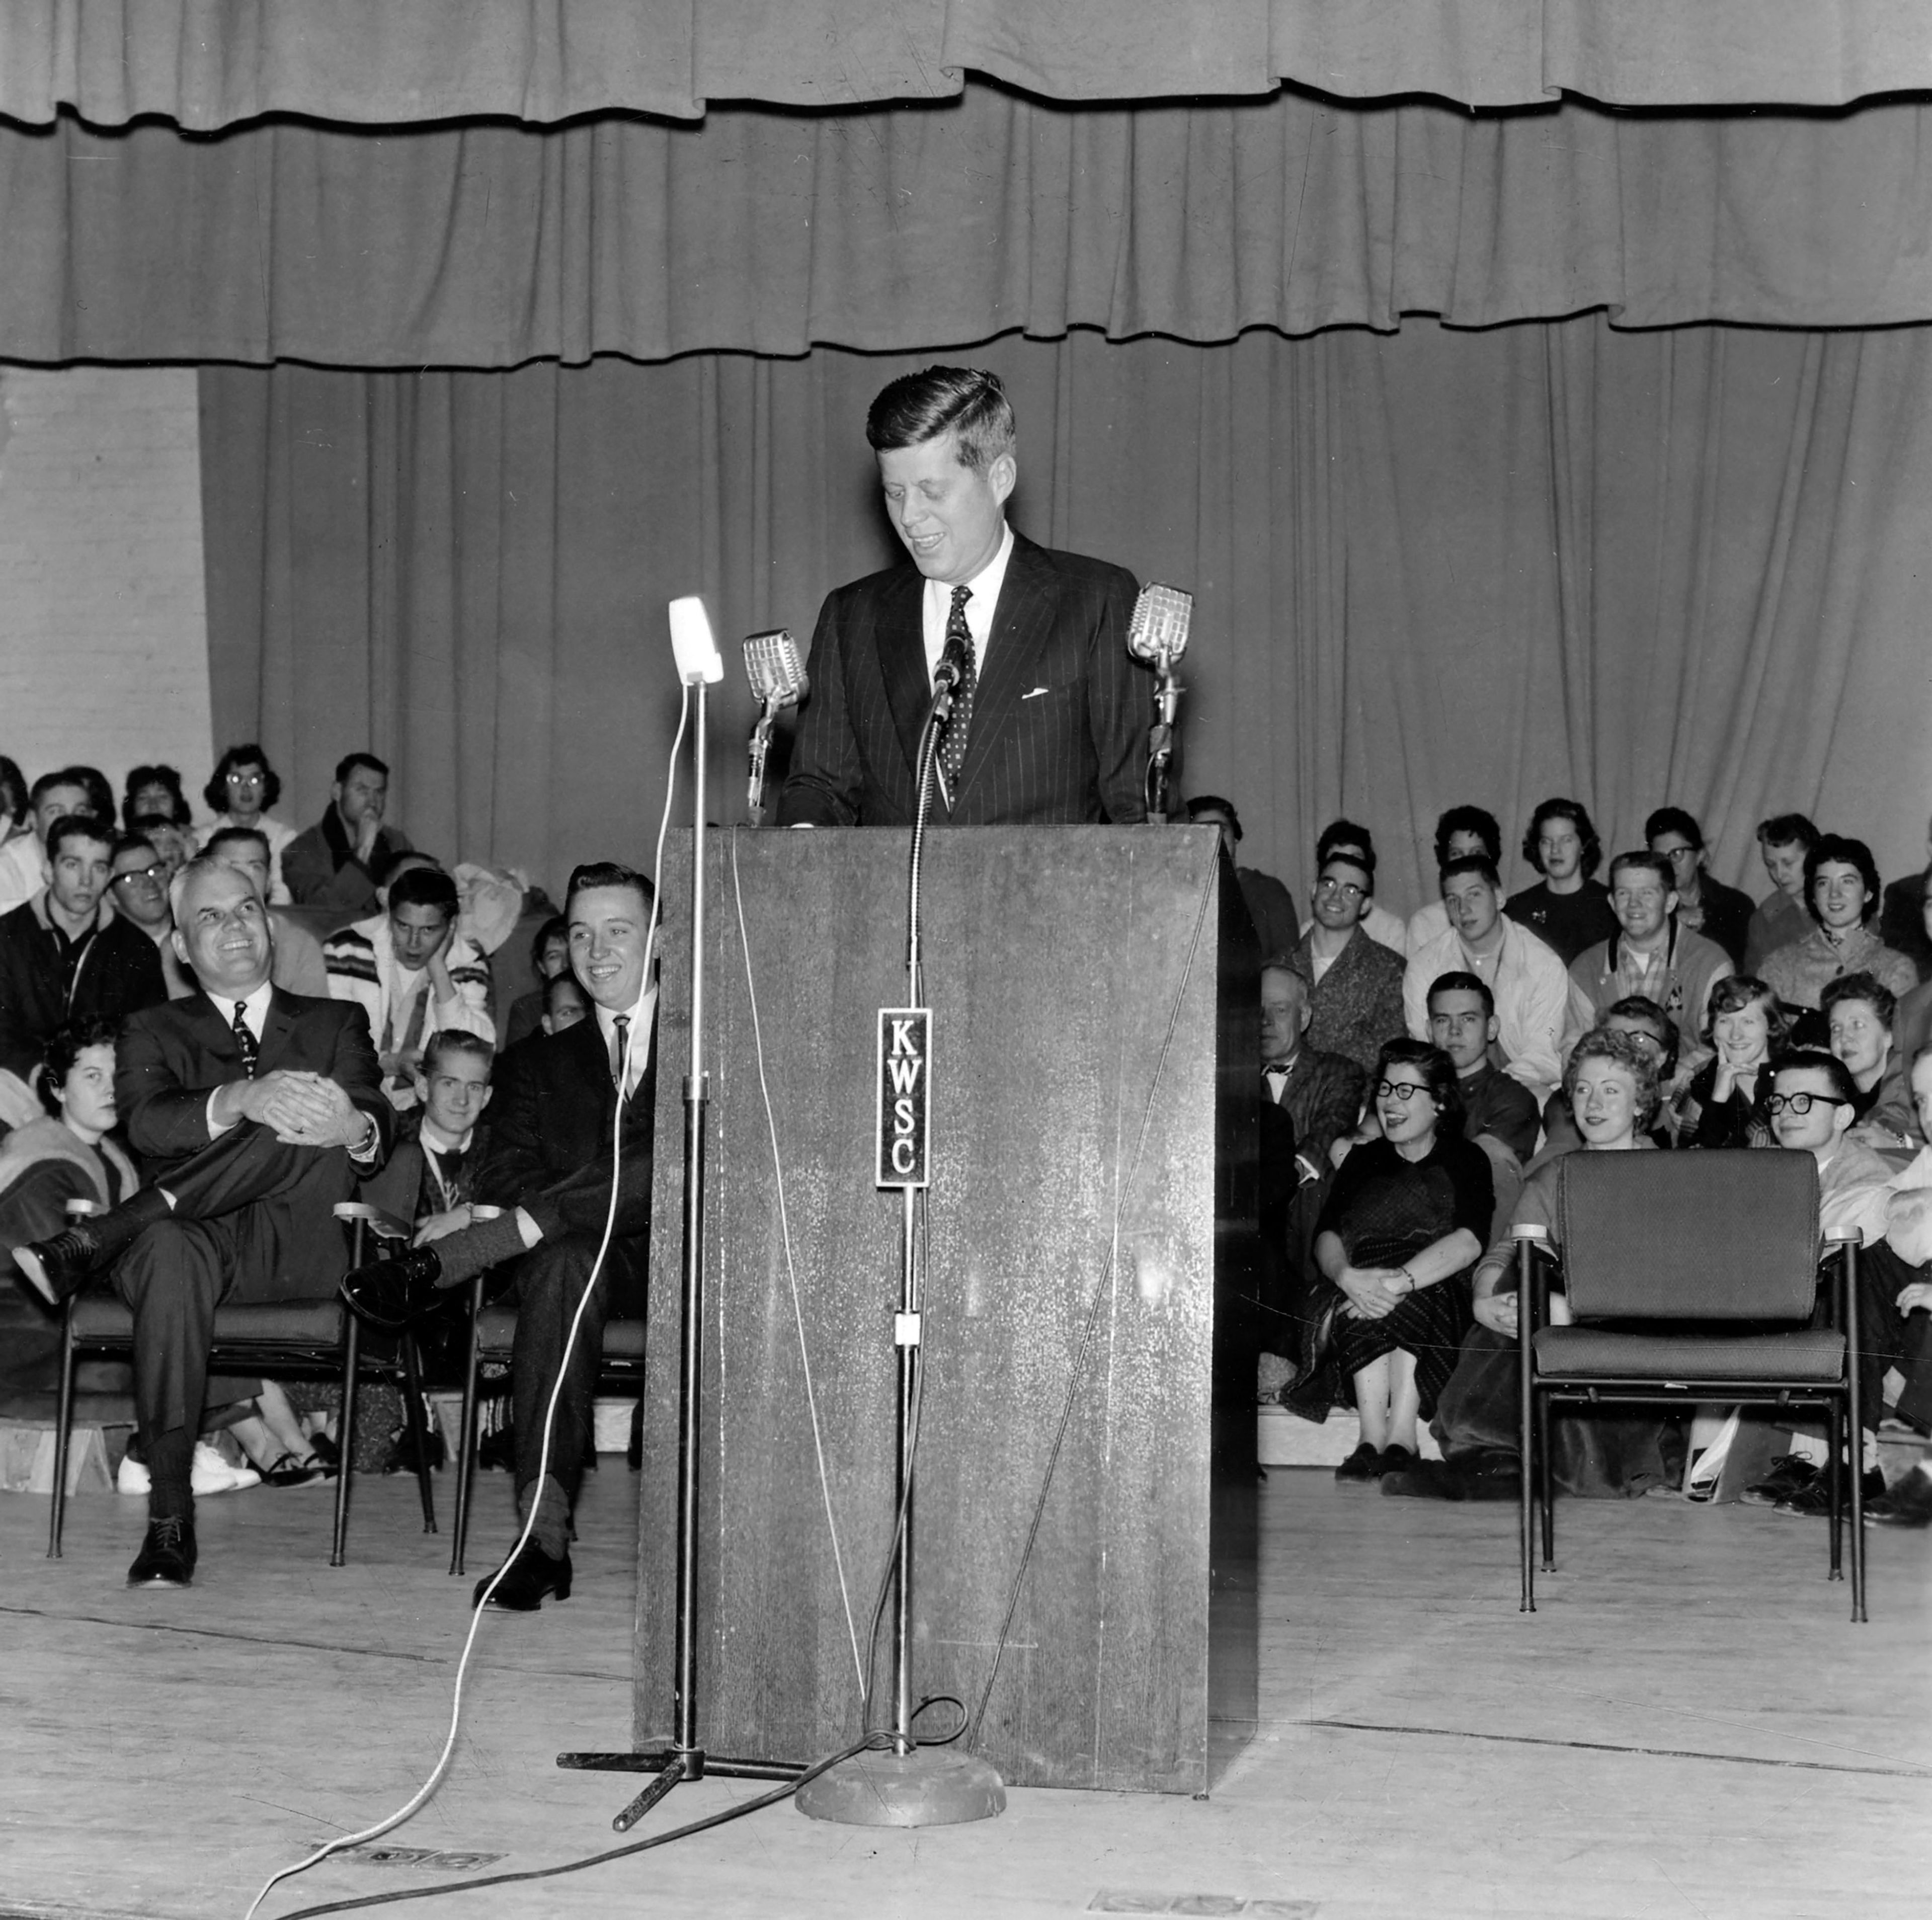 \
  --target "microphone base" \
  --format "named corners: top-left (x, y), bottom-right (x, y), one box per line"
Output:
top-left (794, 1746), bottom-right (1006, 1827)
